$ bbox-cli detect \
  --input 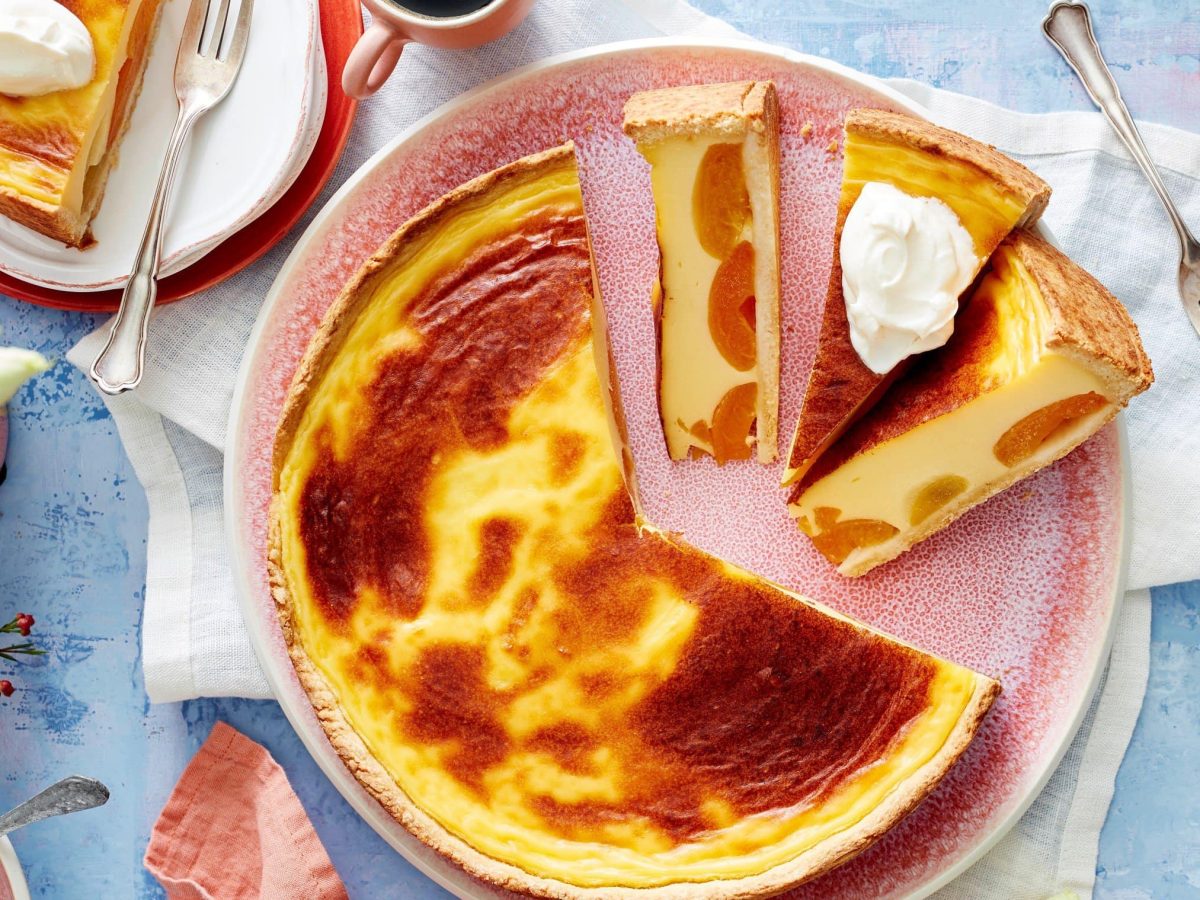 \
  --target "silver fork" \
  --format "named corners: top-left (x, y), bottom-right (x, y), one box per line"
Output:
top-left (90, 0), bottom-right (256, 395)
top-left (1043, 1), bottom-right (1200, 338)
